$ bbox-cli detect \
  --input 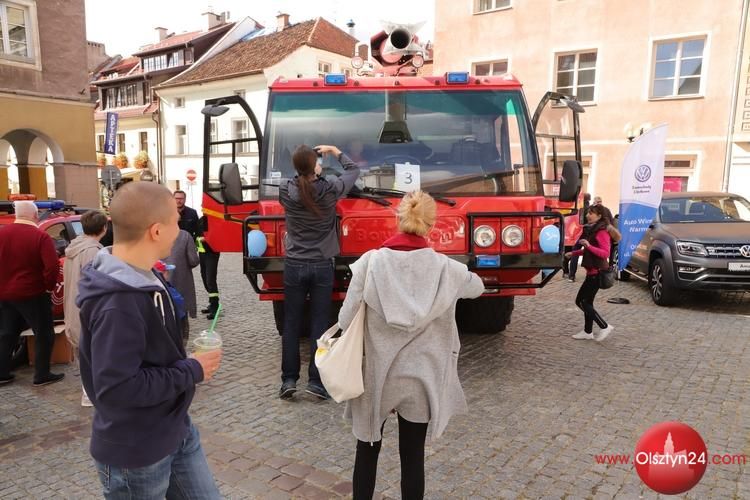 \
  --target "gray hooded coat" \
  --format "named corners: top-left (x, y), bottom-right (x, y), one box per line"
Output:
top-left (165, 230), bottom-right (199, 318)
top-left (339, 248), bottom-right (484, 442)
top-left (63, 235), bottom-right (102, 348)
